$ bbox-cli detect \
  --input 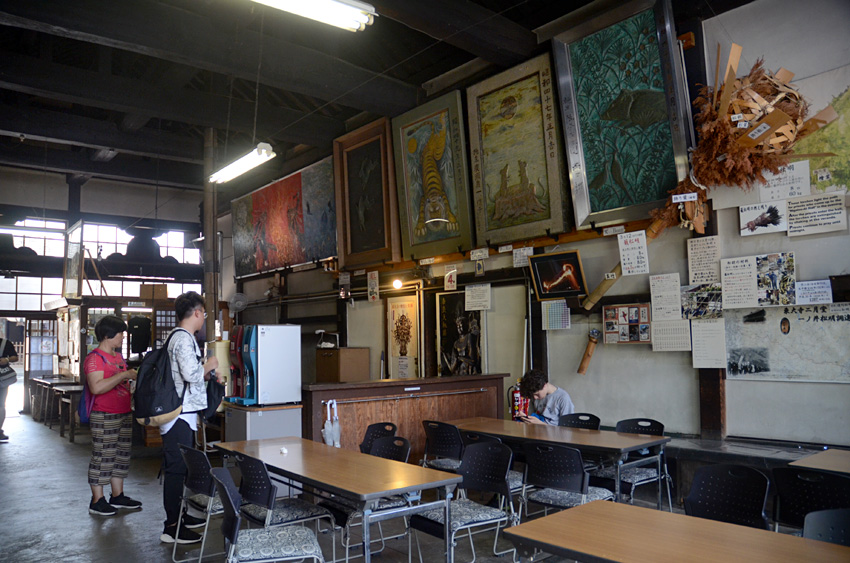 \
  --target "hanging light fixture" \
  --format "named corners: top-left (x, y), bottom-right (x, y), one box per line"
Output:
top-left (209, 142), bottom-right (276, 184)
top-left (251, 0), bottom-right (377, 32)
